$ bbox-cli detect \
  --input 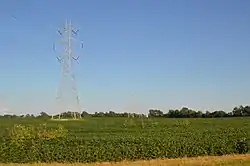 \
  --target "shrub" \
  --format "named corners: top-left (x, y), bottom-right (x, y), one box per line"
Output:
top-left (4, 123), bottom-right (67, 143)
